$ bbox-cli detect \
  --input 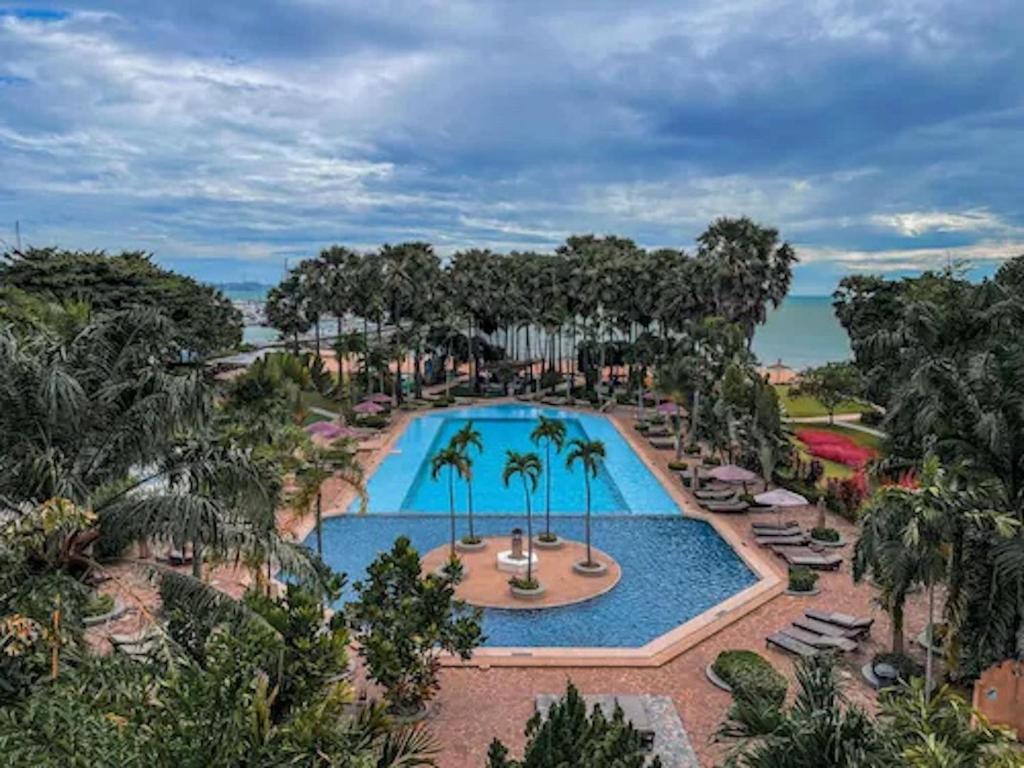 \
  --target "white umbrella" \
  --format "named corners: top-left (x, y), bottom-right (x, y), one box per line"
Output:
top-left (753, 488), bottom-right (810, 526)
